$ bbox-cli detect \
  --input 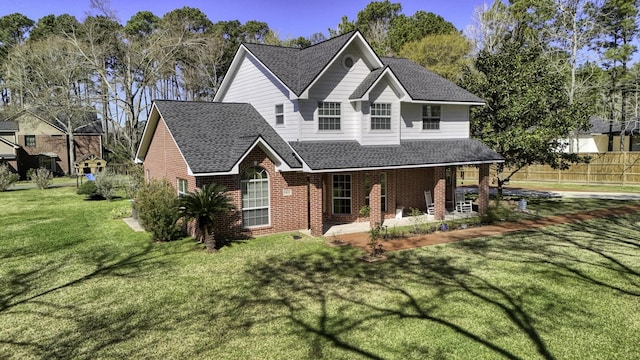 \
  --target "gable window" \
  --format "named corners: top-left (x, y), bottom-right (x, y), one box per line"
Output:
top-left (177, 178), bottom-right (188, 197)
top-left (333, 174), bottom-right (351, 214)
top-left (25, 135), bottom-right (36, 147)
top-left (242, 167), bottom-right (269, 227)
top-left (318, 102), bottom-right (341, 130)
top-left (422, 105), bottom-right (441, 130)
top-left (370, 103), bottom-right (391, 130)
top-left (275, 104), bottom-right (284, 125)
top-left (364, 173), bottom-right (387, 212)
